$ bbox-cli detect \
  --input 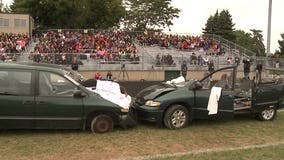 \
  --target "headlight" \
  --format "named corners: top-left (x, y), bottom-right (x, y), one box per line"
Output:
top-left (120, 108), bottom-right (129, 113)
top-left (145, 100), bottom-right (161, 107)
